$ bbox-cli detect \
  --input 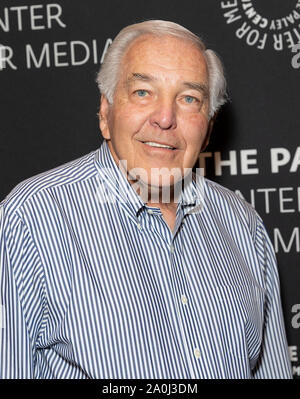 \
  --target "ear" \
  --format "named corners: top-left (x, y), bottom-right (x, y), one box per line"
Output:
top-left (200, 113), bottom-right (217, 152)
top-left (99, 95), bottom-right (111, 140)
